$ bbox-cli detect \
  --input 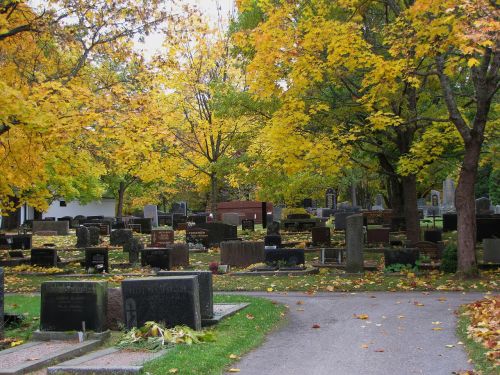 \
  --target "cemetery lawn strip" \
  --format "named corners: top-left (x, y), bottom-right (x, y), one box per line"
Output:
top-left (142, 294), bottom-right (286, 375)
top-left (4, 294), bottom-right (41, 341)
top-left (456, 307), bottom-right (499, 375)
